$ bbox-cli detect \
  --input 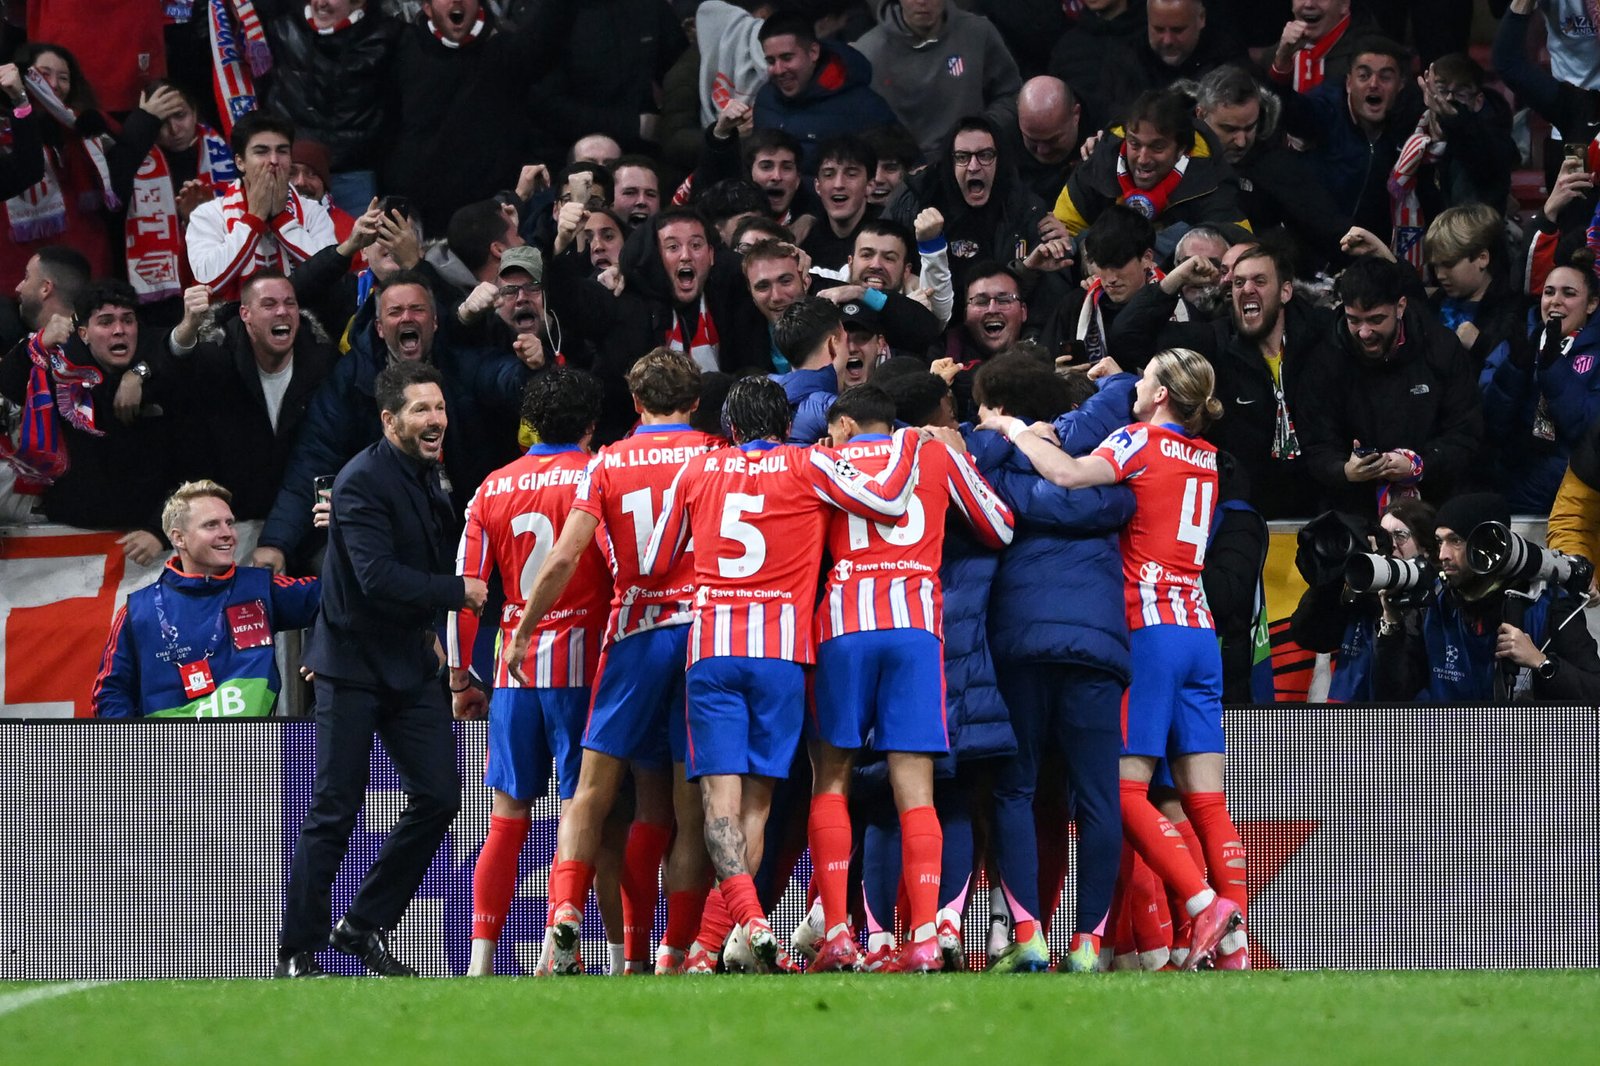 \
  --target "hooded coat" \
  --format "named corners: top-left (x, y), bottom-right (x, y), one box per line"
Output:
top-left (753, 40), bottom-right (899, 174)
